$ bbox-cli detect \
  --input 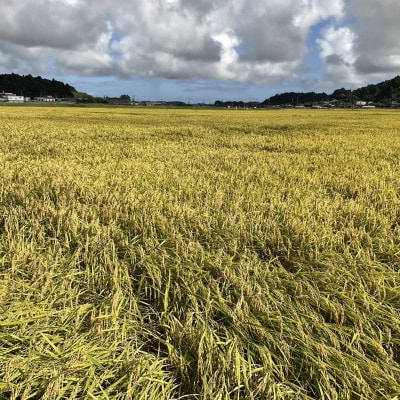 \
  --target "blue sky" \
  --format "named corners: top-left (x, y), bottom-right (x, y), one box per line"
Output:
top-left (1, 0), bottom-right (400, 102)
top-left (63, 75), bottom-right (293, 103)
